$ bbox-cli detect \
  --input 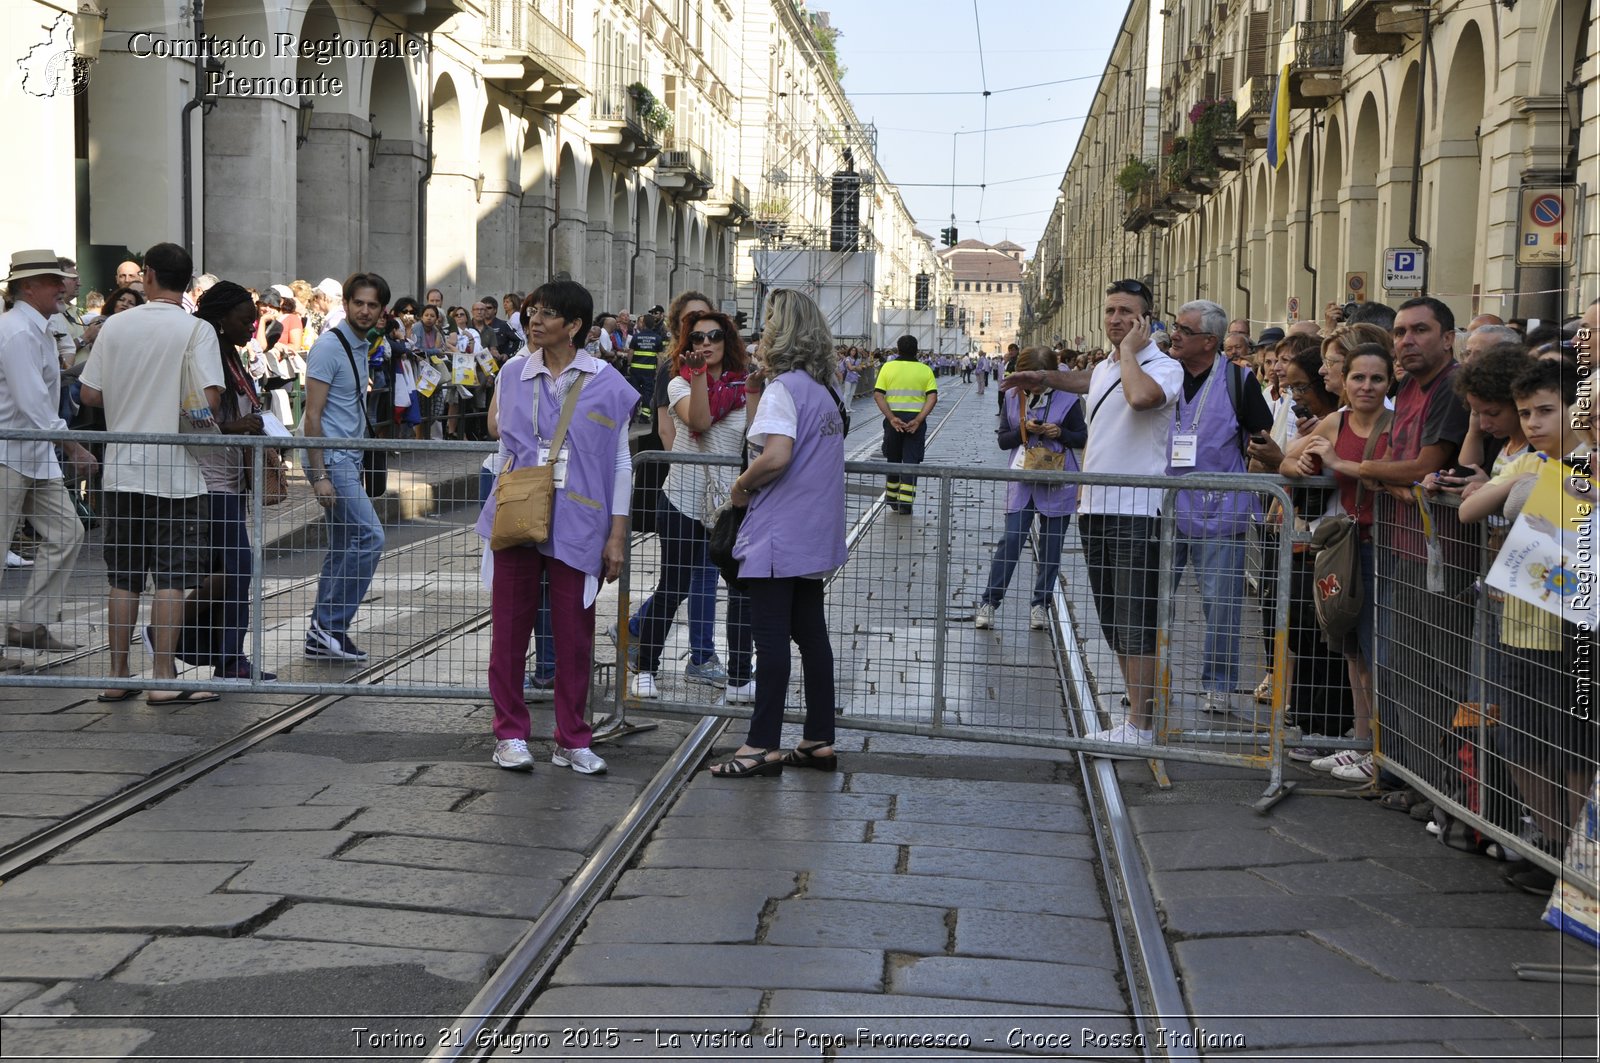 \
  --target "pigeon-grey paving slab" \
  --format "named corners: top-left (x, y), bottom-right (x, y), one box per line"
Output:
top-left (1127, 802), bottom-right (1273, 833)
top-left (301, 782), bottom-right (471, 810)
top-left (610, 867), bottom-right (799, 901)
top-left (765, 898), bottom-right (950, 954)
top-left (155, 783), bottom-right (330, 809)
top-left (652, 814), bottom-right (870, 843)
top-left (112, 936), bottom-right (492, 984)
top-left (1310, 926), bottom-right (1597, 983)
top-left (889, 794), bottom-right (1086, 832)
top-left (1446, 1035), bottom-right (1595, 1061)
top-left (223, 858), bottom-right (561, 918)
top-left (867, 819), bottom-right (1094, 859)
top-left (1370, 854), bottom-right (1529, 893)
top-left (0, 862), bottom-right (245, 901)
top-left (1159, 894), bottom-right (1376, 935)
top-left (906, 847), bottom-right (1095, 886)
top-left (1439, 977), bottom-right (1599, 1040)
top-left (805, 870), bottom-right (1105, 918)
top-left (0, 894), bottom-right (281, 933)
top-left (1349, 891), bottom-right (1550, 930)
top-left (0, 981), bottom-right (48, 1014)
top-left (337, 836), bottom-right (584, 880)
top-left (889, 956), bottom-right (1126, 1011)
top-left (858, 735), bottom-right (1077, 761)
top-left (0, 749), bottom-right (179, 774)
top-left (669, 786), bottom-right (892, 821)
top-left (0, 1027), bottom-right (154, 1059)
top-left (1254, 859), bottom-right (1435, 895)
top-left (574, 895), bottom-right (765, 945)
top-left (549, 944), bottom-right (882, 992)
top-left (54, 830), bottom-right (352, 864)
top-left (342, 806), bottom-right (614, 851)
top-left (118, 805), bottom-right (360, 832)
top-left (1136, 827), bottom-right (1324, 871)
top-left (199, 751), bottom-right (417, 786)
top-left (953, 909), bottom-right (1118, 969)
top-left (0, 794), bottom-right (92, 817)
top-left (845, 773), bottom-right (1080, 806)
top-left (1147, 868), bottom-right (1291, 904)
top-left (456, 782), bottom-right (642, 819)
top-left (0, 934), bottom-right (151, 980)
top-left (256, 903), bottom-right (527, 954)
top-left (1223, 1041), bottom-right (1483, 1059)
top-left (637, 837), bottom-right (899, 874)
top-left (0, 772), bottom-right (142, 796)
